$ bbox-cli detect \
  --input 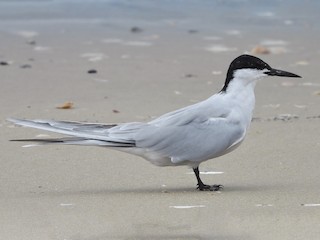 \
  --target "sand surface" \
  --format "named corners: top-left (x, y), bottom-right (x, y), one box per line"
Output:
top-left (1, 1), bottom-right (320, 239)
